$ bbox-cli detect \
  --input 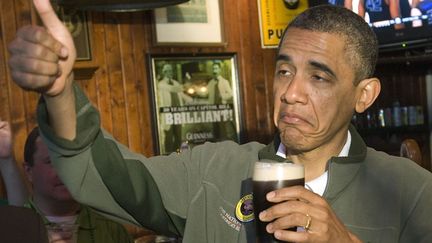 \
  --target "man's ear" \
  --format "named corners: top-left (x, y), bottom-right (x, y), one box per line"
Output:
top-left (355, 77), bottom-right (381, 113)
top-left (22, 162), bottom-right (32, 183)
